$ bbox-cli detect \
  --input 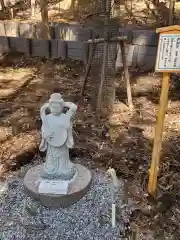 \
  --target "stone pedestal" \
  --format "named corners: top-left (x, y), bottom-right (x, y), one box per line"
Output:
top-left (24, 164), bottom-right (91, 208)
